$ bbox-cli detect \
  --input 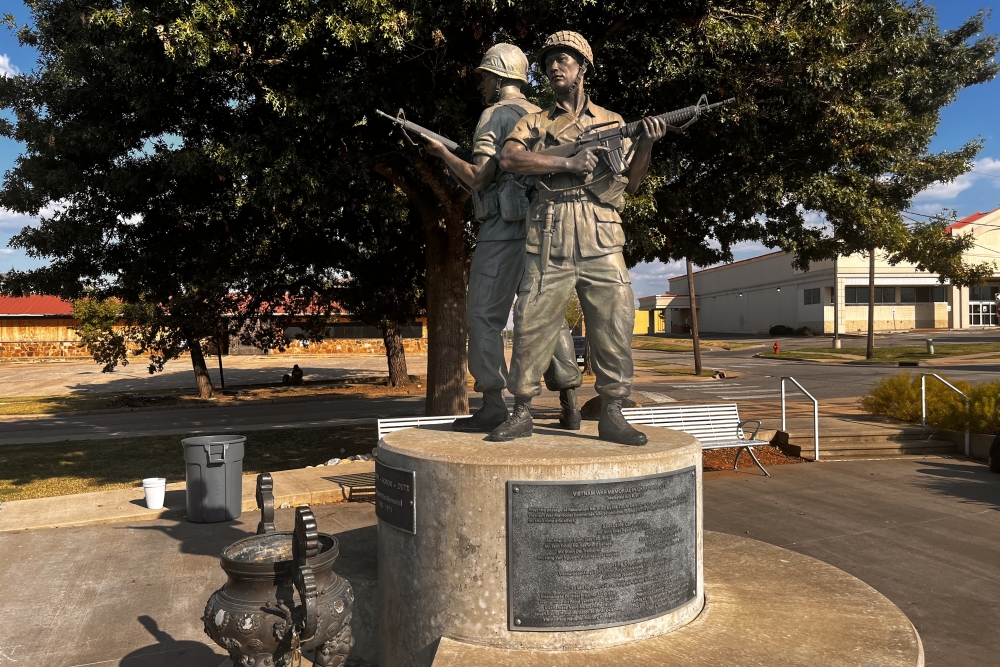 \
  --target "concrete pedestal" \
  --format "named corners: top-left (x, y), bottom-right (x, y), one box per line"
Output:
top-left (377, 421), bottom-right (703, 667)
top-left (431, 531), bottom-right (925, 666)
